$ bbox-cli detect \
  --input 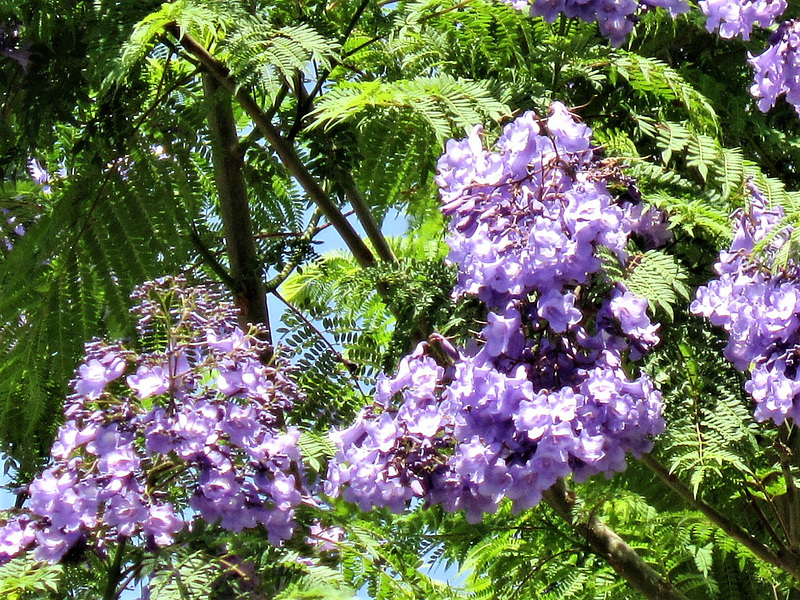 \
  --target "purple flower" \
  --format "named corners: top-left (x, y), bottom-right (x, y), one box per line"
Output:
top-left (700, 0), bottom-right (786, 40)
top-left (0, 518), bottom-right (35, 561)
top-left (749, 21), bottom-right (800, 115)
top-left (537, 289), bottom-right (582, 333)
top-left (608, 289), bottom-right (660, 349)
top-left (127, 364), bottom-right (169, 398)
top-left (143, 503), bottom-right (184, 546)
top-left (73, 351), bottom-right (126, 399)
